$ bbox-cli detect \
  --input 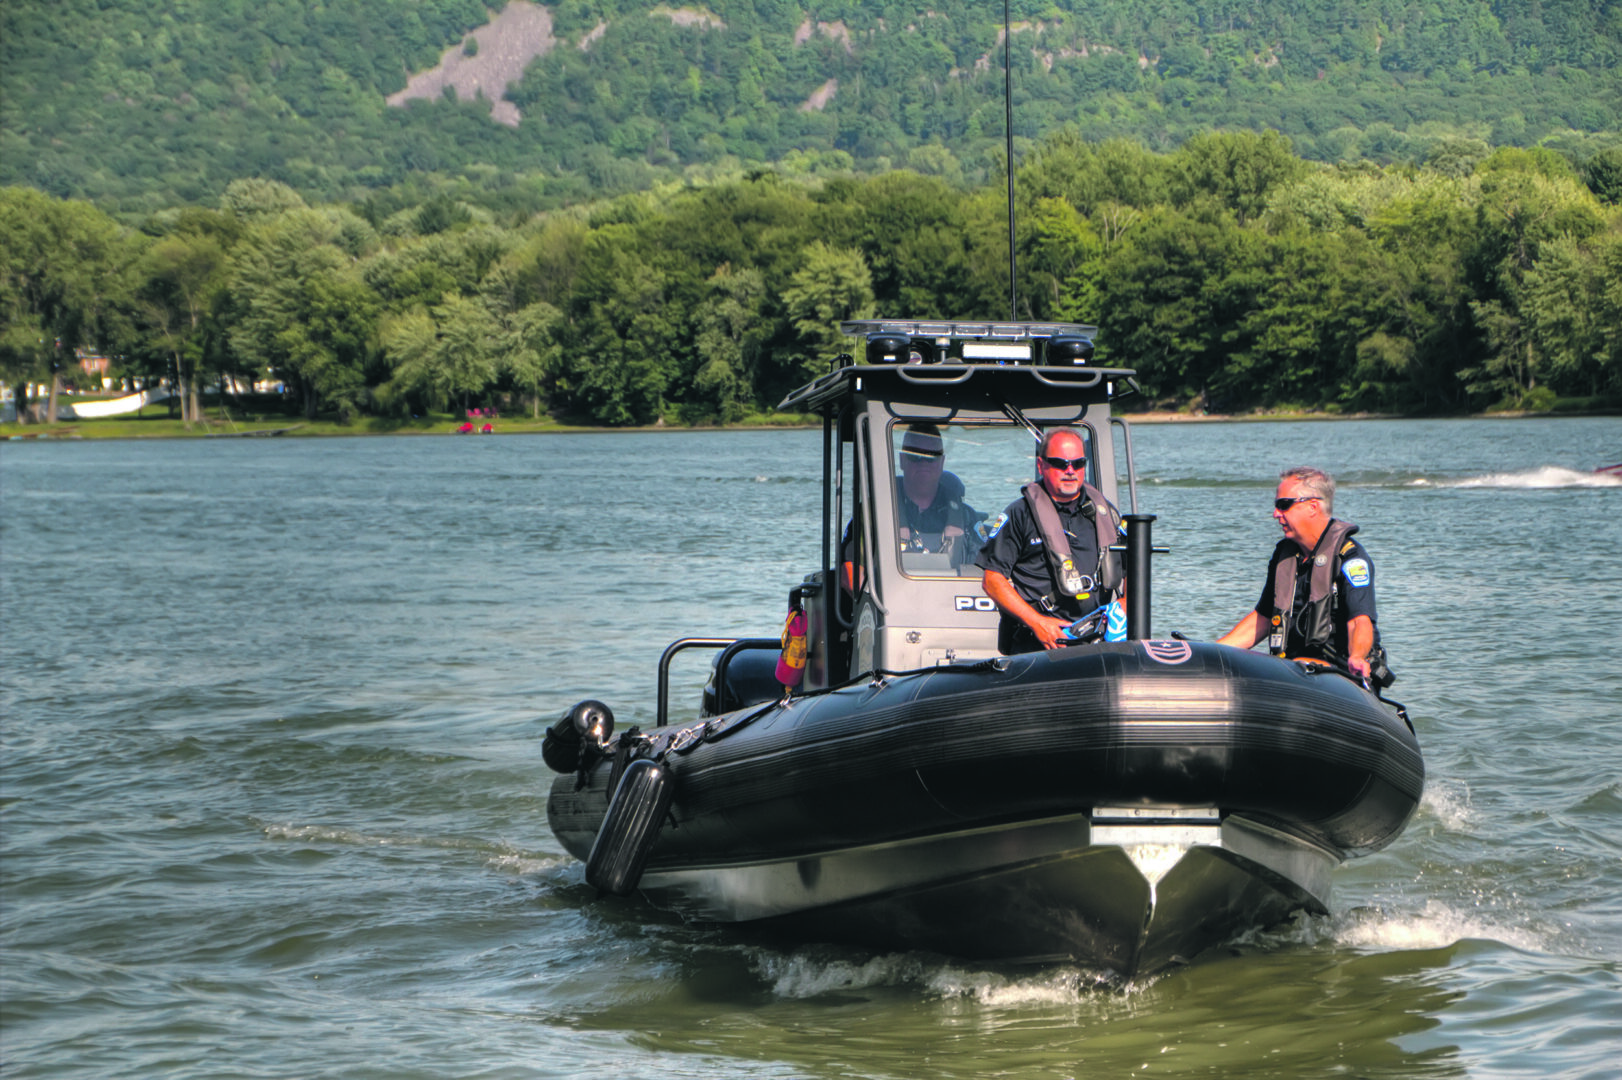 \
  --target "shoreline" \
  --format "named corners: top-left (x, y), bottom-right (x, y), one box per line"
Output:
top-left (3, 407), bottom-right (1616, 442)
